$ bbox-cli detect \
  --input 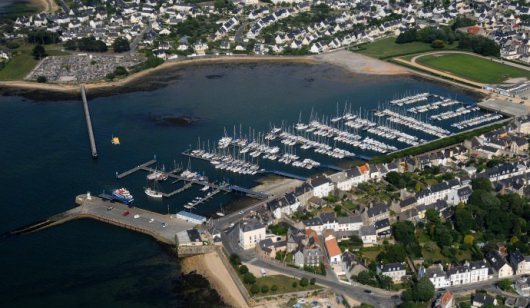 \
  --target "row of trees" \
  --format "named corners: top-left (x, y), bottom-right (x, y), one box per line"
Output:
top-left (396, 25), bottom-right (500, 56)
top-left (63, 37), bottom-right (130, 53)
top-left (64, 37), bottom-right (108, 52)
